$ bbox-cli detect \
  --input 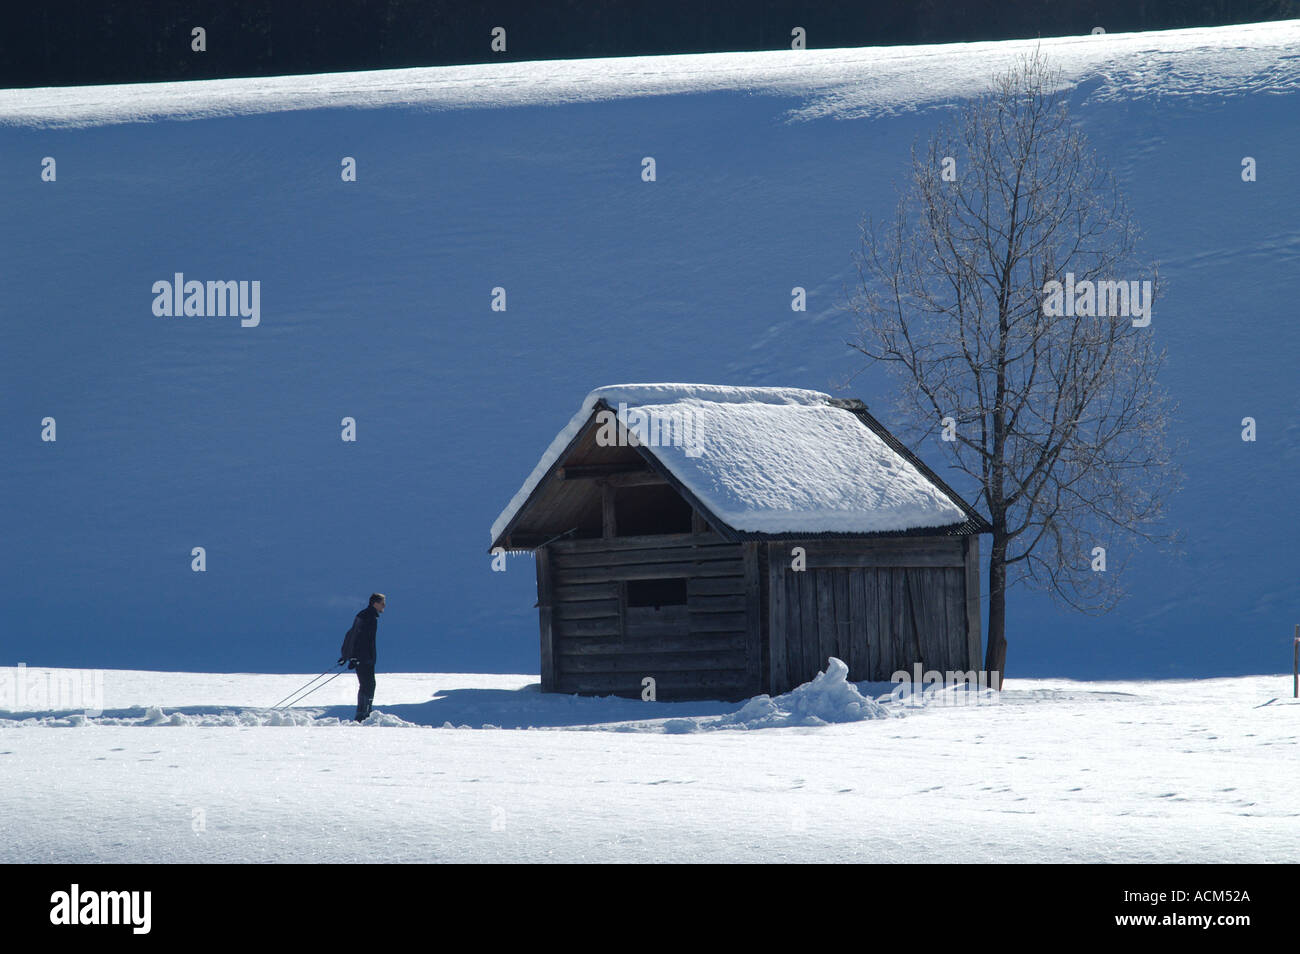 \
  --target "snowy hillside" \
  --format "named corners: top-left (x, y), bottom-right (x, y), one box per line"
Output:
top-left (1, 665), bottom-right (1296, 863)
top-left (1, 22), bottom-right (1298, 678)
